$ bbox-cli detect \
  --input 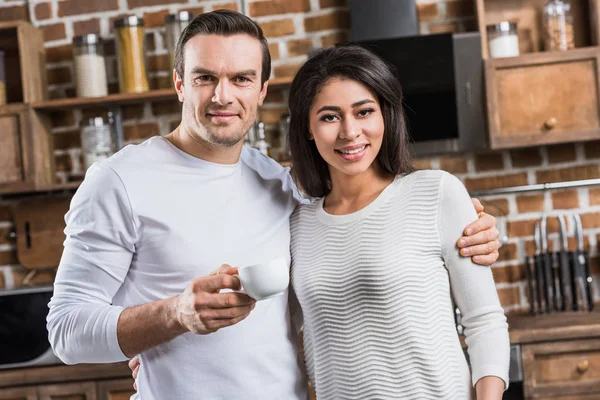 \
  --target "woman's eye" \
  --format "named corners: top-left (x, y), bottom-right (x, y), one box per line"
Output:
top-left (321, 114), bottom-right (338, 122)
top-left (357, 108), bottom-right (374, 117)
